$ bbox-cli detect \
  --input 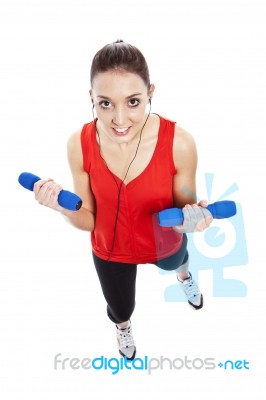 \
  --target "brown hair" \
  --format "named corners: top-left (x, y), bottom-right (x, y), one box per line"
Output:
top-left (90, 39), bottom-right (150, 88)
